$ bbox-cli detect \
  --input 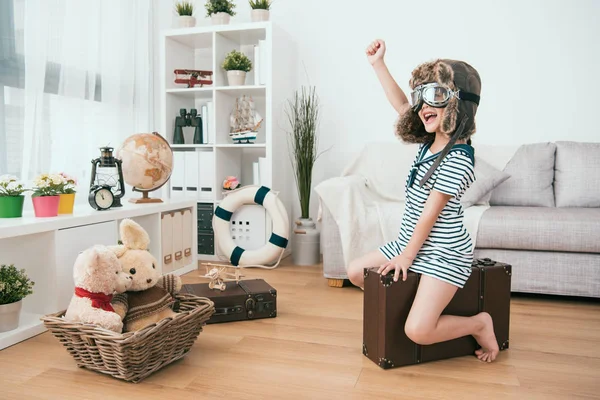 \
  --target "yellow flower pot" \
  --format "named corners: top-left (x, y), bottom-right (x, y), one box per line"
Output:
top-left (58, 193), bottom-right (76, 214)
